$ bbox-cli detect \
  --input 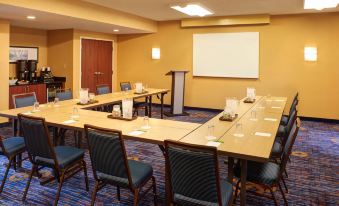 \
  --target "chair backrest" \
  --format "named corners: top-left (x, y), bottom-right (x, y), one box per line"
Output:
top-left (13, 92), bottom-right (37, 108)
top-left (164, 140), bottom-right (222, 205)
top-left (120, 82), bottom-right (132, 91)
top-left (96, 84), bottom-right (110, 95)
top-left (56, 89), bottom-right (73, 101)
top-left (18, 114), bottom-right (56, 163)
top-left (279, 118), bottom-right (300, 178)
top-left (84, 124), bottom-right (132, 186)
